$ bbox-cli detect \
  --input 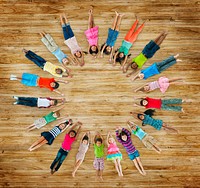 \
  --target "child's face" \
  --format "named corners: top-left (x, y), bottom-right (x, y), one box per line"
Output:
top-left (62, 58), bottom-right (69, 64)
top-left (82, 139), bottom-right (88, 145)
top-left (69, 131), bottom-right (75, 137)
top-left (96, 141), bottom-right (102, 147)
top-left (131, 62), bottom-right (138, 69)
top-left (131, 125), bottom-right (137, 131)
top-left (142, 100), bottom-right (148, 106)
top-left (122, 135), bottom-right (127, 141)
top-left (108, 138), bottom-right (114, 144)
top-left (53, 112), bottom-right (59, 118)
top-left (50, 82), bottom-right (56, 88)
top-left (144, 85), bottom-right (150, 91)
top-left (106, 46), bottom-right (111, 52)
top-left (119, 53), bottom-right (124, 58)
top-left (139, 73), bottom-right (144, 79)
top-left (59, 123), bottom-right (66, 130)
top-left (75, 51), bottom-right (82, 58)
